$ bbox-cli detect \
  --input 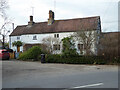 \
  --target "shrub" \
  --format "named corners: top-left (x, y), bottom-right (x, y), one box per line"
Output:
top-left (46, 54), bottom-right (61, 63)
top-left (45, 55), bottom-right (108, 64)
top-left (19, 46), bottom-right (42, 60)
